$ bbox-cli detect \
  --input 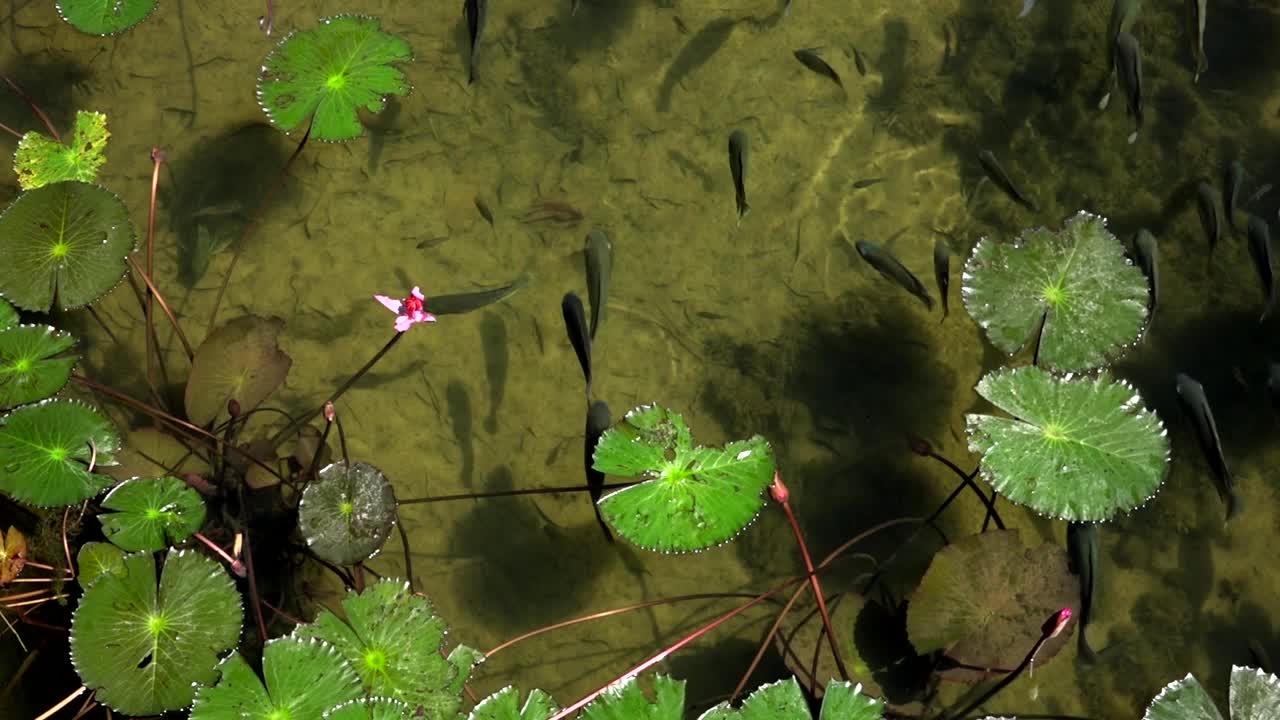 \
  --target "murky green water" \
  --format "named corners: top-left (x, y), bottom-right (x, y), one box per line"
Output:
top-left (4, 0), bottom-right (1280, 717)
